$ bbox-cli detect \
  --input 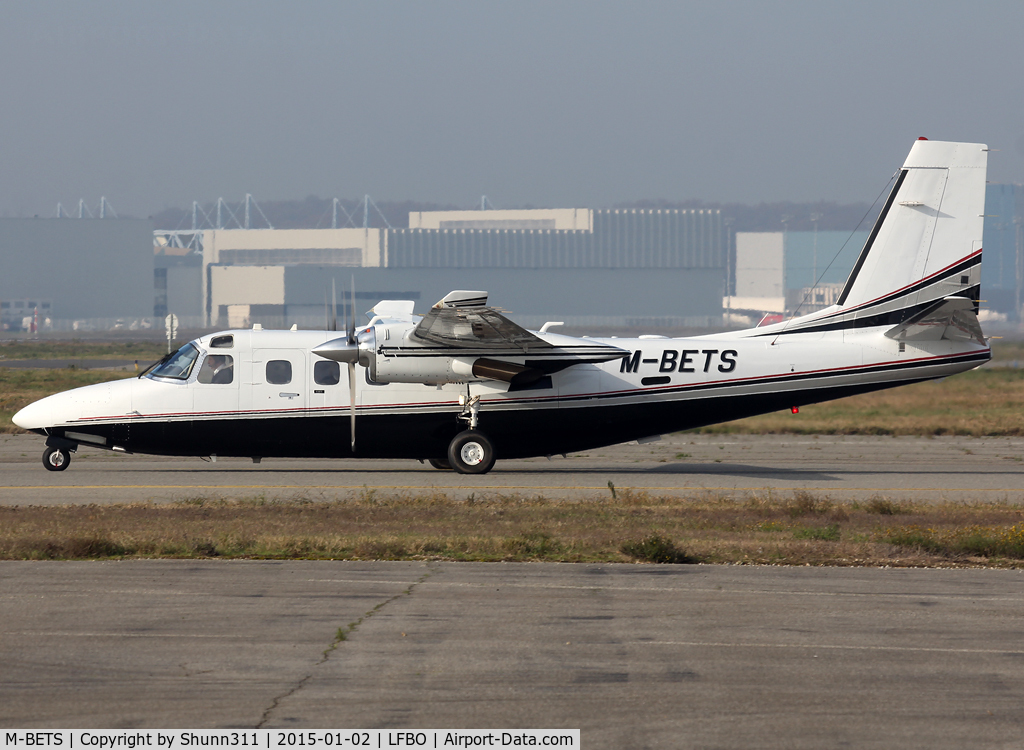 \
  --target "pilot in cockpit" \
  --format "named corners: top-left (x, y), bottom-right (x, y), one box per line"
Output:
top-left (198, 354), bottom-right (234, 384)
